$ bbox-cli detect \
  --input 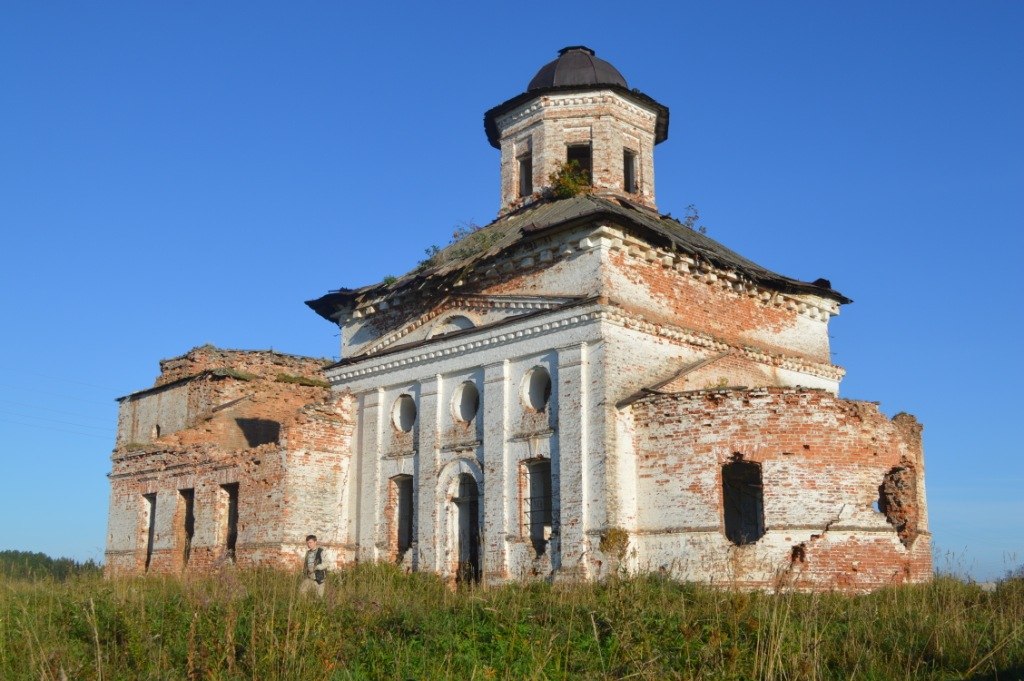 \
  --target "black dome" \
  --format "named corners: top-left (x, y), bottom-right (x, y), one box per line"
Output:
top-left (527, 46), bottom-right (627, 91)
